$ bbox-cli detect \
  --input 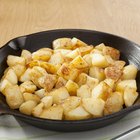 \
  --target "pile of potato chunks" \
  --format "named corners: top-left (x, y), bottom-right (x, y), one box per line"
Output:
top-left (0, 37), bottom-right (139, 120)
